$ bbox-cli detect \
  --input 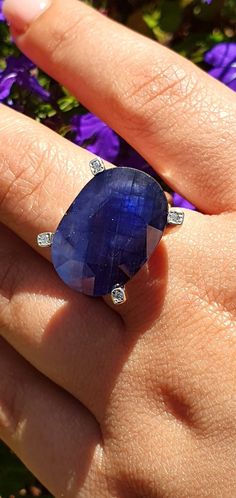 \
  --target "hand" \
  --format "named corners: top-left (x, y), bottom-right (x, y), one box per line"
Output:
top-left (0, 0), bottom-right (236, 496)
